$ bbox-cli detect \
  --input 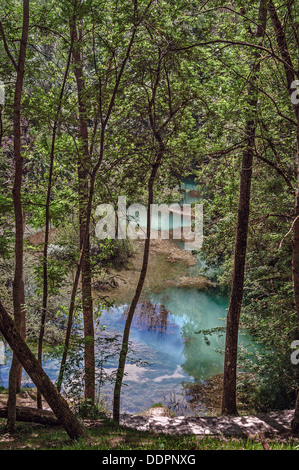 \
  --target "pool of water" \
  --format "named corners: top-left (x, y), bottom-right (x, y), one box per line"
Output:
top-left (0, 178), bottom-right (256, 415)
top-left (93, 285), bottom-right (255, 414)
top-left (0, 284), bottom-right (254, 415)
